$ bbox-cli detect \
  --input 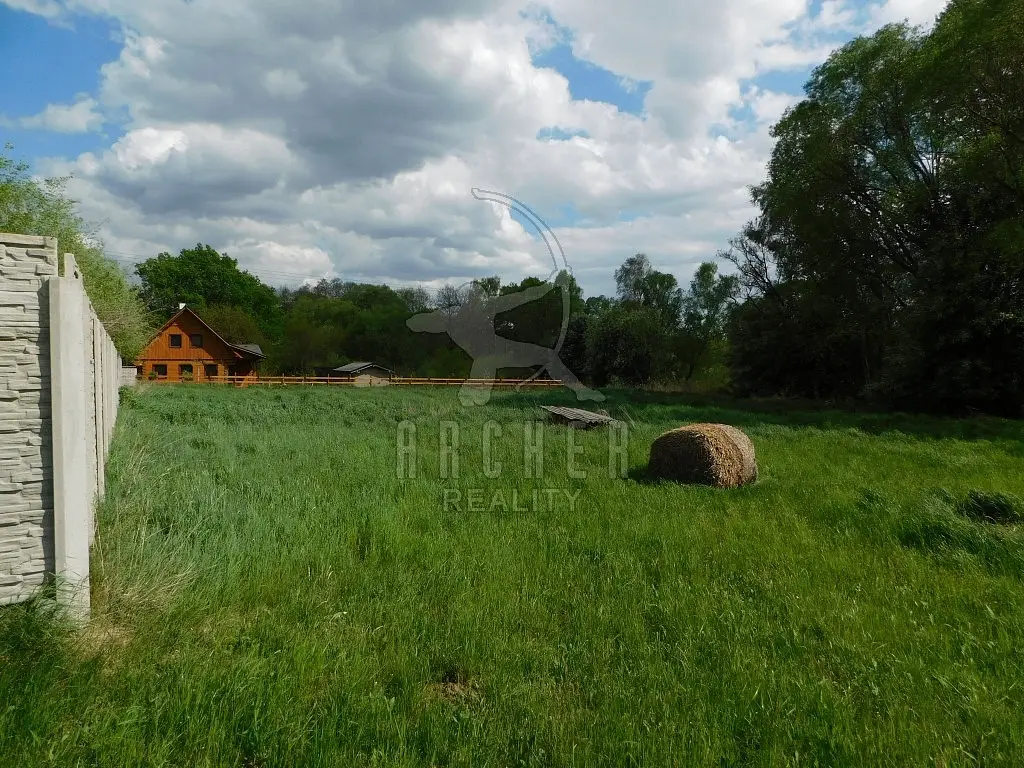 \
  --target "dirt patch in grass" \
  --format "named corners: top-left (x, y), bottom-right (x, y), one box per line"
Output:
top-left (425, 679), bottom-right (482, 705)
top-left (424, 666), bottom-right (482, 705)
